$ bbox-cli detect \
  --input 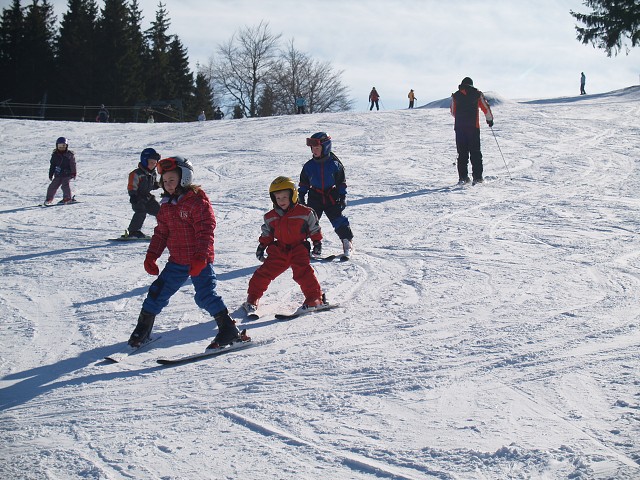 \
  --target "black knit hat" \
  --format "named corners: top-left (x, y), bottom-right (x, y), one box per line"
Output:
top-left (460, 77), bottom-right (473, 87)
